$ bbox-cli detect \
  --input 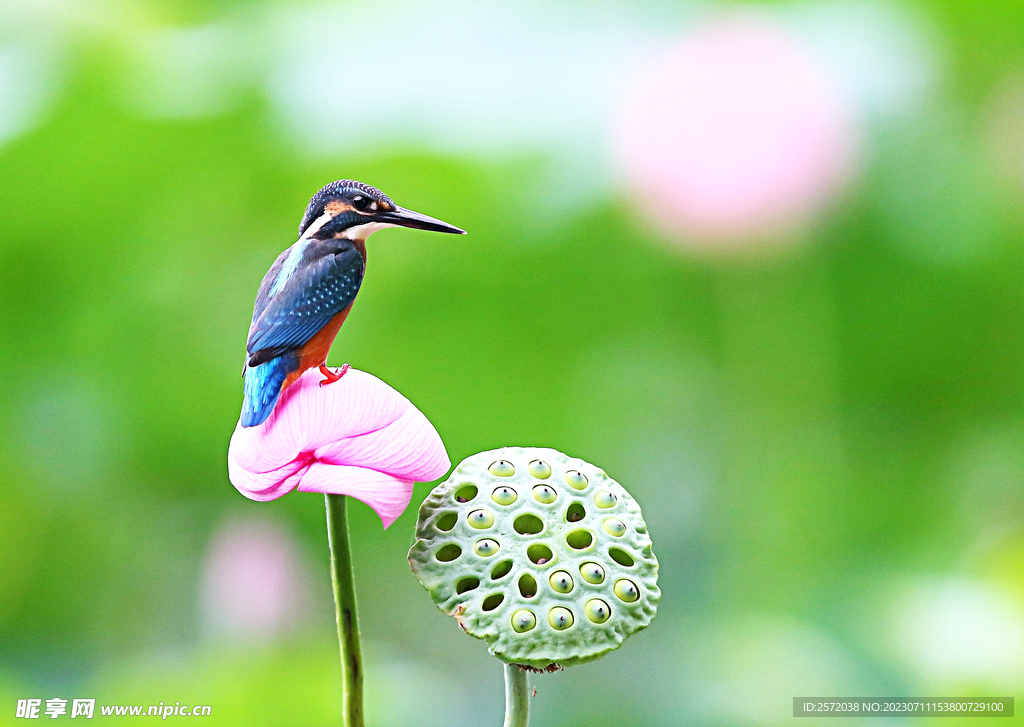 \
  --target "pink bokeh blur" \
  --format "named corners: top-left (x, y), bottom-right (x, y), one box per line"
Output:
top-left (614, 13), bottom-right (858, 250)
top-left (200, 514), bottom-right (313, 641)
